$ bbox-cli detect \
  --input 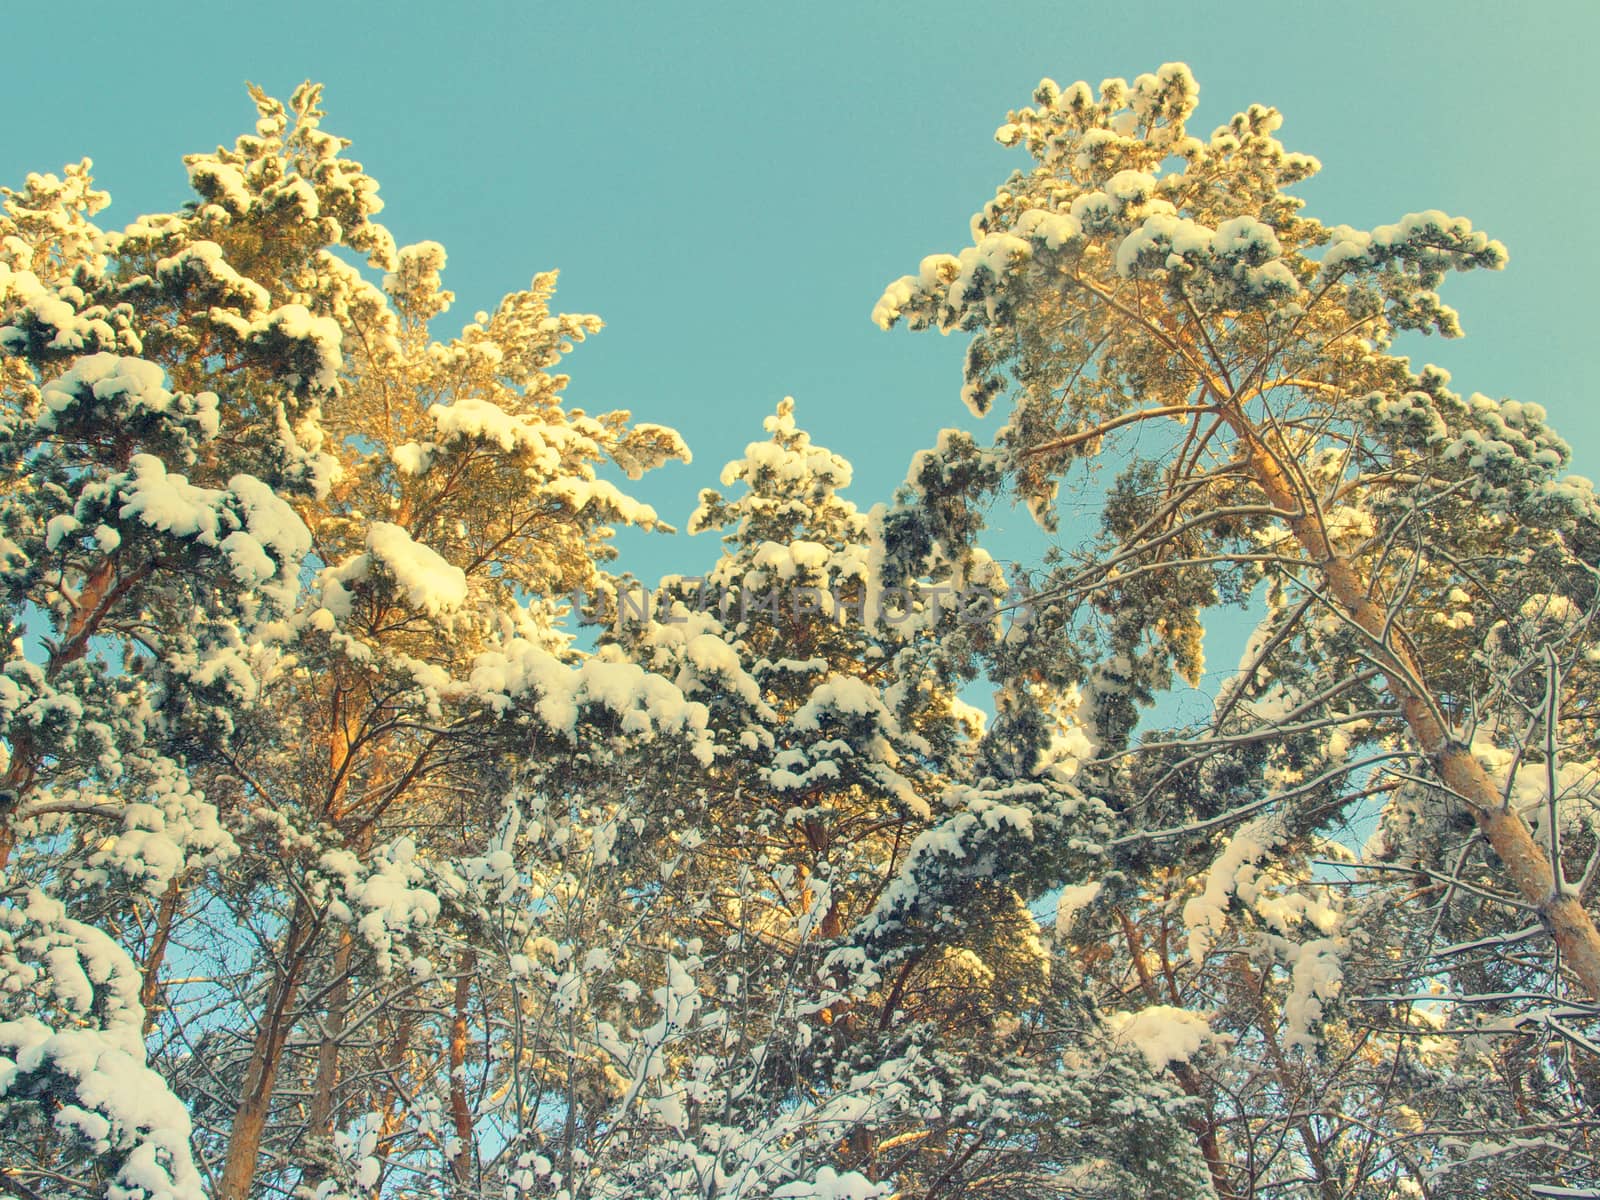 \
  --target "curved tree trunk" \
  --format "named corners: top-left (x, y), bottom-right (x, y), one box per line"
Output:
top-left (1228, 404), bottom-right (1600, 999)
